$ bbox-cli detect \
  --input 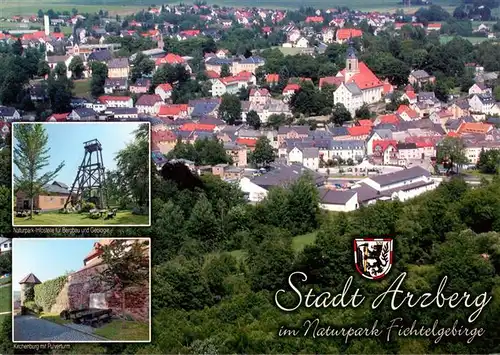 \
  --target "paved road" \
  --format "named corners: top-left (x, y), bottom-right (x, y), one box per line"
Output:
top-left (14, 315), bottom-right (101, 342)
